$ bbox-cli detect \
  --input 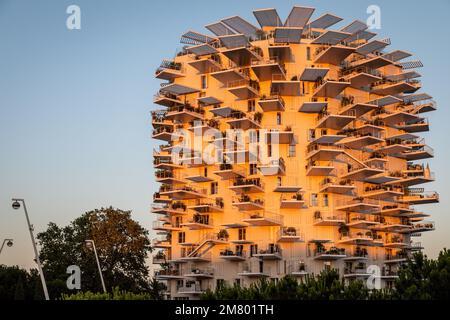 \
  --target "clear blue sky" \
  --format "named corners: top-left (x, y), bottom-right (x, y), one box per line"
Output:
top-left (0, 0), bottom-right (449, 268)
